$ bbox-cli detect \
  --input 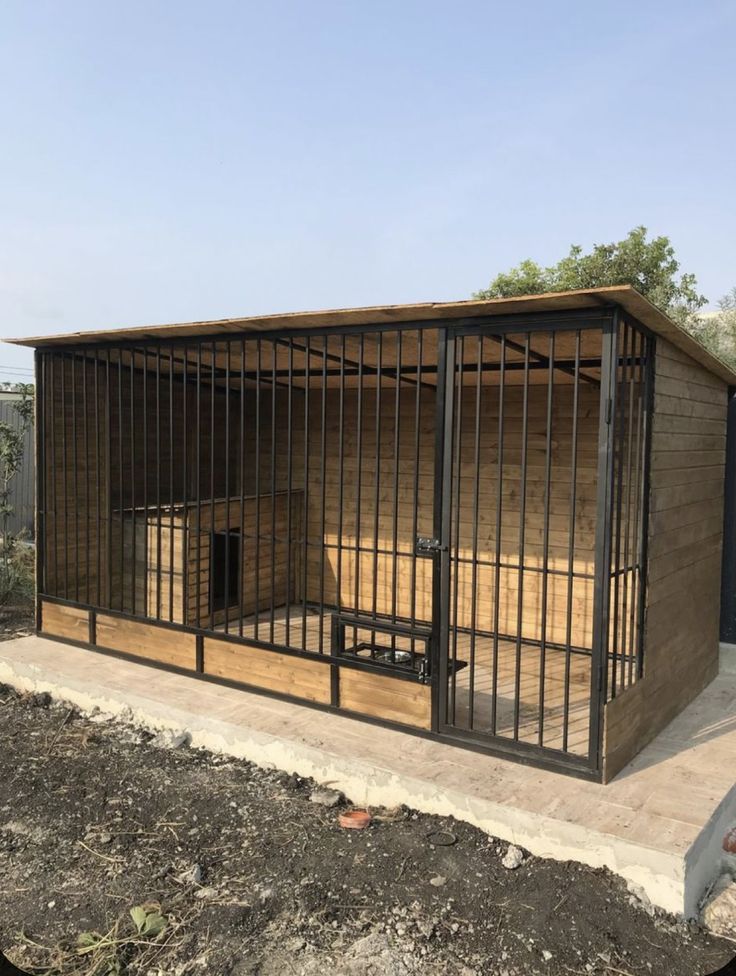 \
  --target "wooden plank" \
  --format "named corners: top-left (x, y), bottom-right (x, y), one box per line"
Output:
top-left (339, 668), bottom-right (431, 730)
top-left (203, 637), bottom-right (331, 703)
top-left (41, 601), bottom-right (89, 642)
top-left (95, 613), bottom-right (196, 670)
